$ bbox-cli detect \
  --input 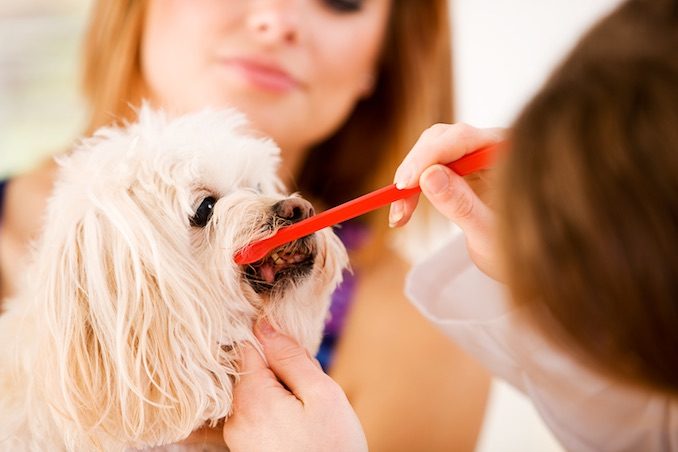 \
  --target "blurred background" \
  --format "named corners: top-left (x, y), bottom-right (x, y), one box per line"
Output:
top-left (0, 0), bottom-right (89, 178)
top-left (0, 0), bottom-right (622, 450)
